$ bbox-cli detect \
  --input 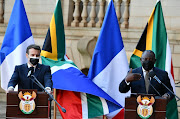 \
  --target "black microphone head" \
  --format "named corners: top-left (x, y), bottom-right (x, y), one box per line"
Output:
top-left (149, 71), bottom-right (156, 78)
top-left (27, 67), bottom-right (34, 77)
